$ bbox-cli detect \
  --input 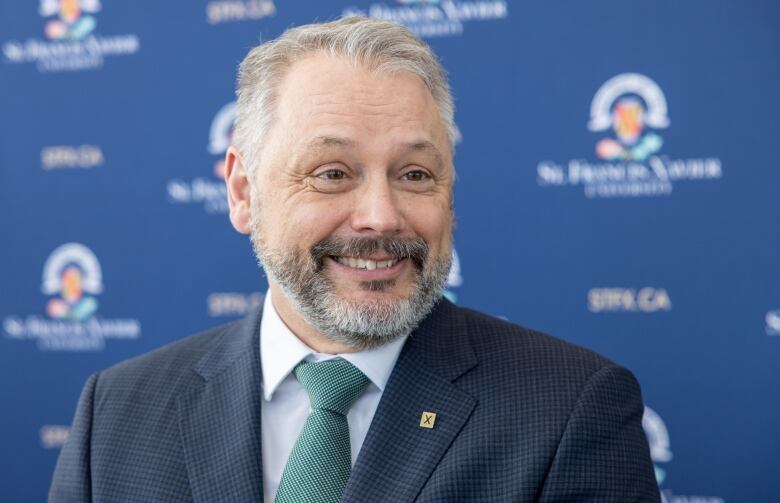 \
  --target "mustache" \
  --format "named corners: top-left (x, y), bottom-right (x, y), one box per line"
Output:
top-left (311, 236), bottom-right (429, 272)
